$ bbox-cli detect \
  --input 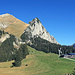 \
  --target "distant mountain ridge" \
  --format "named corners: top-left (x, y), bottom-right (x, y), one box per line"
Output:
top-left (22, 18), bottom-right (58, 44)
